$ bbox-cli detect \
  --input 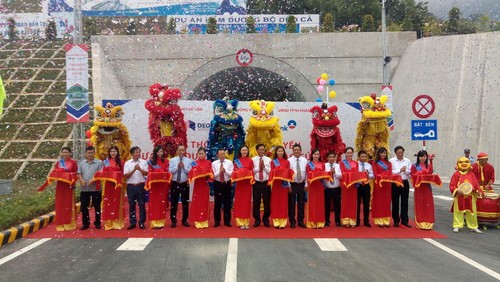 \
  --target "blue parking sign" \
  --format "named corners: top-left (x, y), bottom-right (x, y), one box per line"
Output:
top-left (411, 120), bottom-right (438, 140)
